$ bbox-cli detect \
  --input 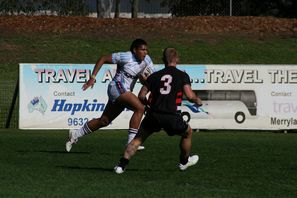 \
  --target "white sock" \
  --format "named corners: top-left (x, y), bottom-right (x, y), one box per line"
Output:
top-left (76, 123), bottom-right (93, 139)
top-left (127, 128), bottom-right (138, 144)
